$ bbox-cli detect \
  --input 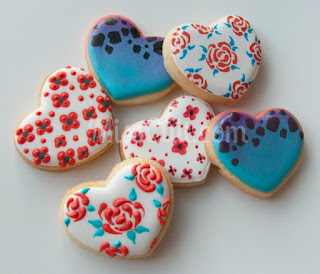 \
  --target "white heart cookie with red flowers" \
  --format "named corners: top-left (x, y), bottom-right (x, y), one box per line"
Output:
top-left (120, 95), bottom-right (214, 187)
top-left (14, 66), bottom-right (113, 171)
top-left (60, 158), bottom-right (174, 258)
top-left (163, 15), bottom-right (261, 104)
